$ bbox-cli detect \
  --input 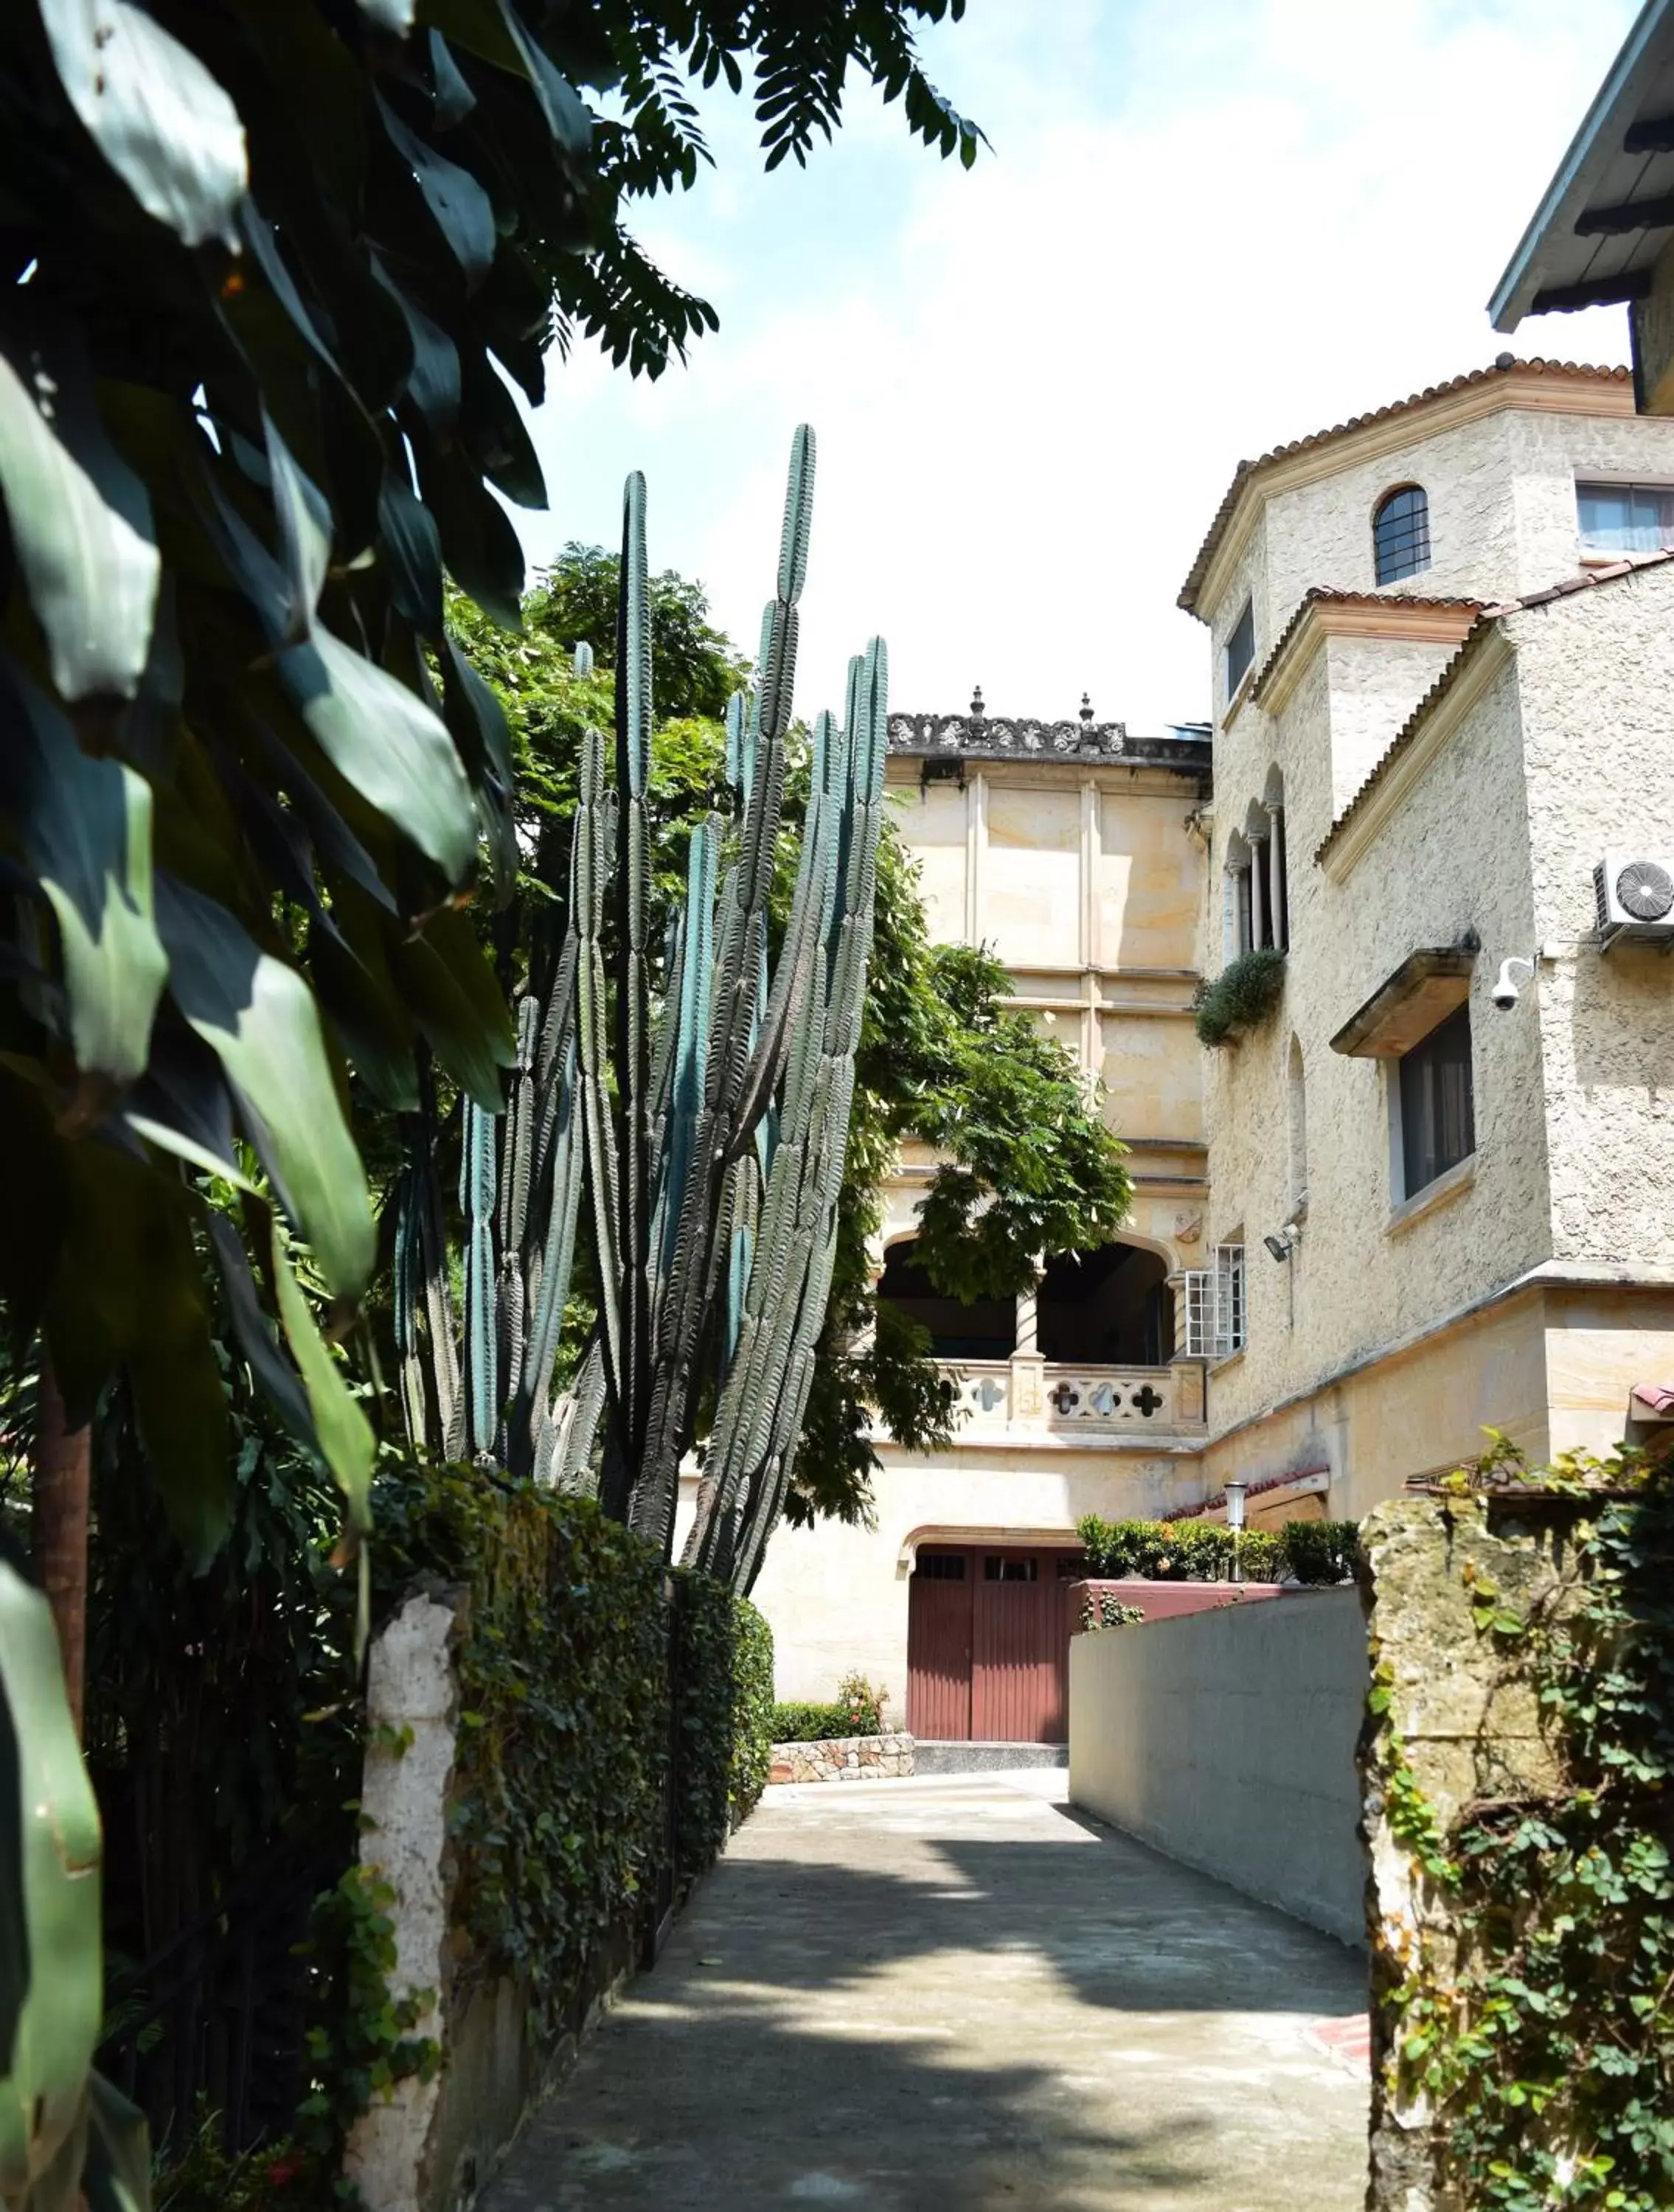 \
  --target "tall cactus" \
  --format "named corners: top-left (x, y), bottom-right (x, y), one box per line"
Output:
top-left (394, 428), bottom-right (887, 1585)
